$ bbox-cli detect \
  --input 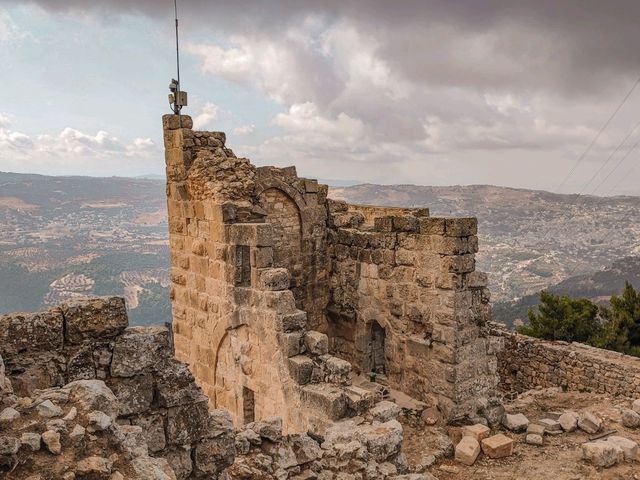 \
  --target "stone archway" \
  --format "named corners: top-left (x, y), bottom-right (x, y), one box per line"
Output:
top-left (213, 327), bottom-right (254, 425)
top-left (258, 188), bottom-right (303, 297)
